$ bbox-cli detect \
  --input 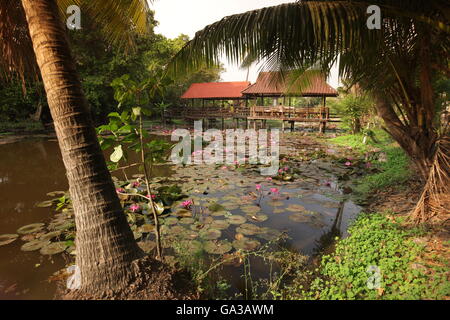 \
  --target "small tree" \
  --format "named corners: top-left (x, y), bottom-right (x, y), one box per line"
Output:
top-left (331, 93), bottom-right (374, 134)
